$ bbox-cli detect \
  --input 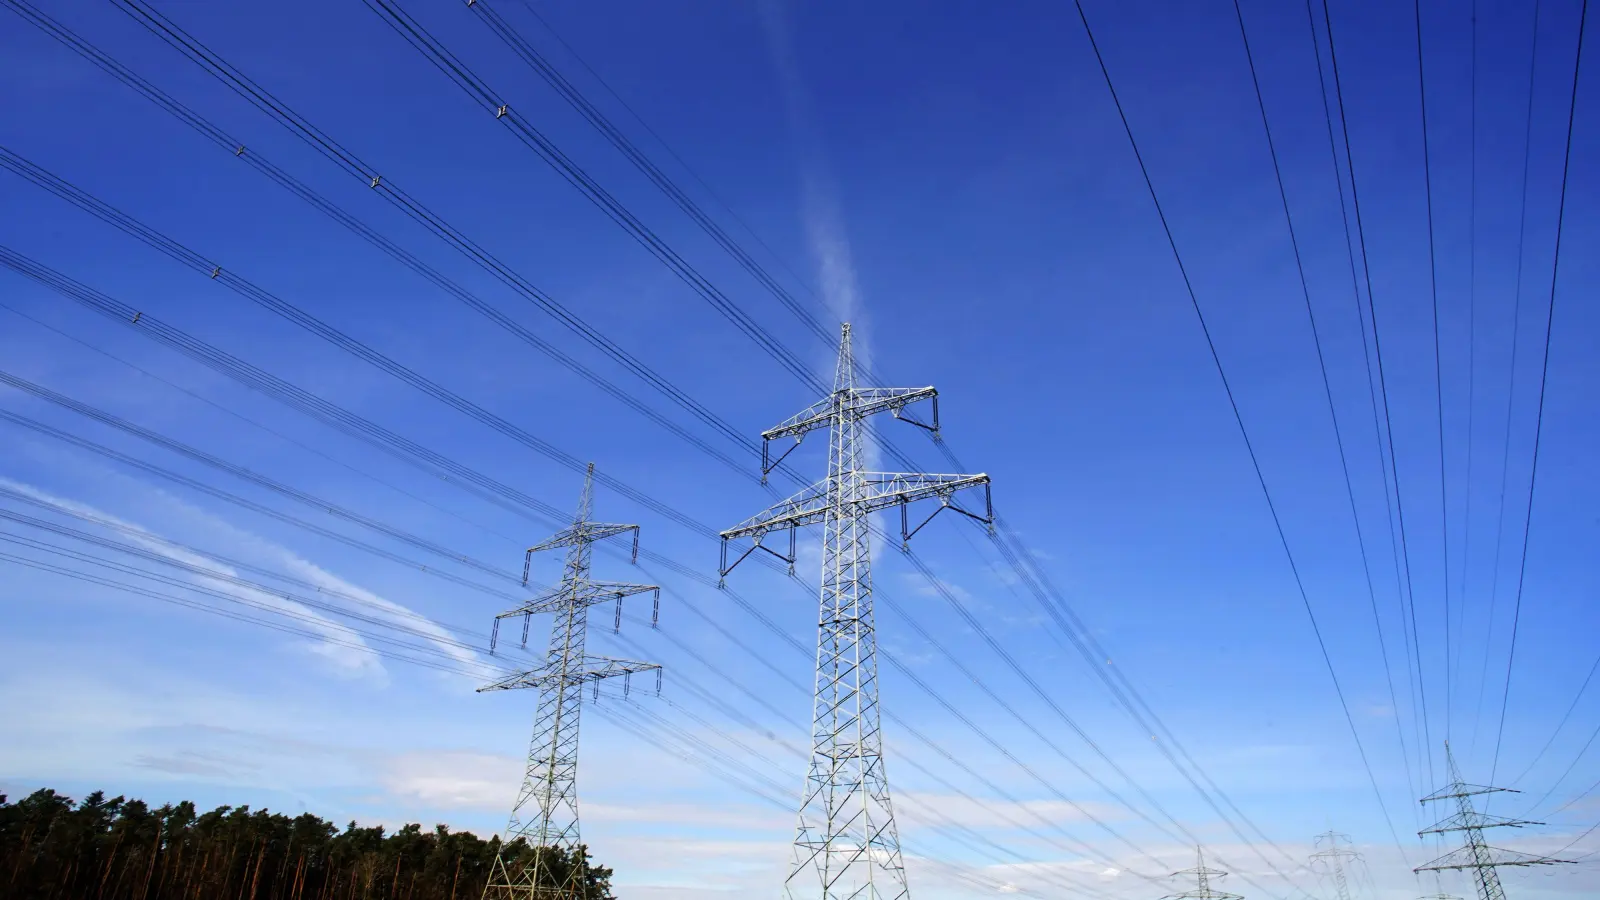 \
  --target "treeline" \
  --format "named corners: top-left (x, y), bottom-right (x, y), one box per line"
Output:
top-left (0, 788), bottom-right (612, 900)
